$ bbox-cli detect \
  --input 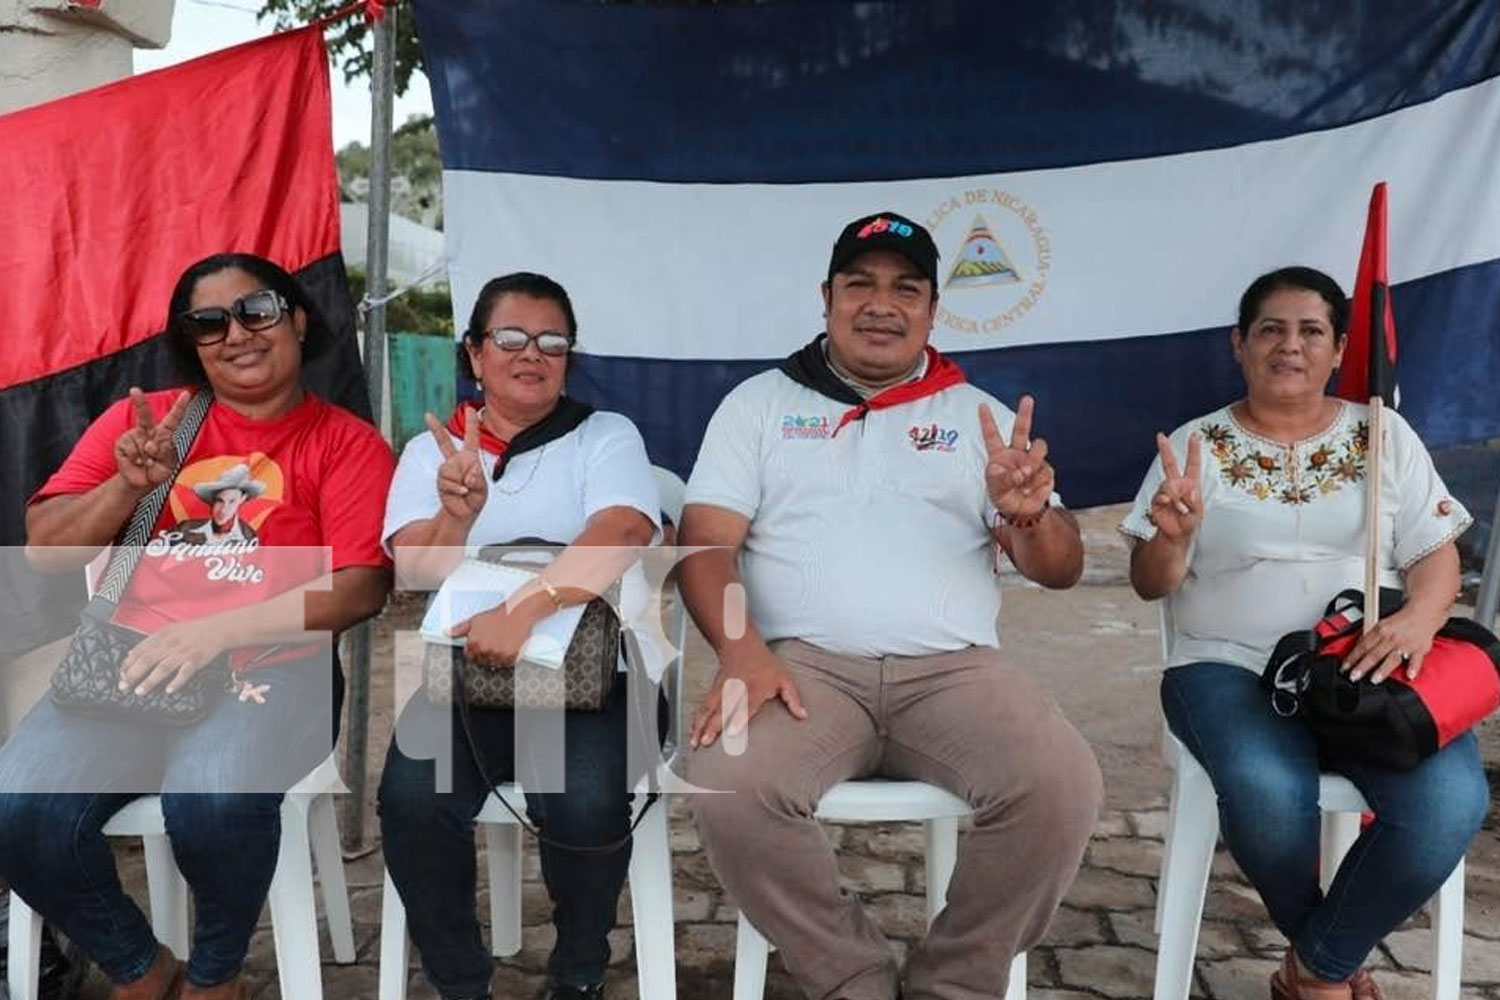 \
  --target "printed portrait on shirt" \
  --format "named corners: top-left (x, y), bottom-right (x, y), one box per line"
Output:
top-left (170, 458), bottom-right (276, 542)
top-left (134, 454), bottom-right (292, 592)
